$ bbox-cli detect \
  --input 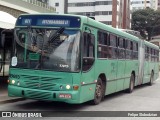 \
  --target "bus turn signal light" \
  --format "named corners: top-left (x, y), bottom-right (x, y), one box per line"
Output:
top-left (7, 80), bottom-right (10, 84)
top-left (73, 85), bottom-right (79, 90)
